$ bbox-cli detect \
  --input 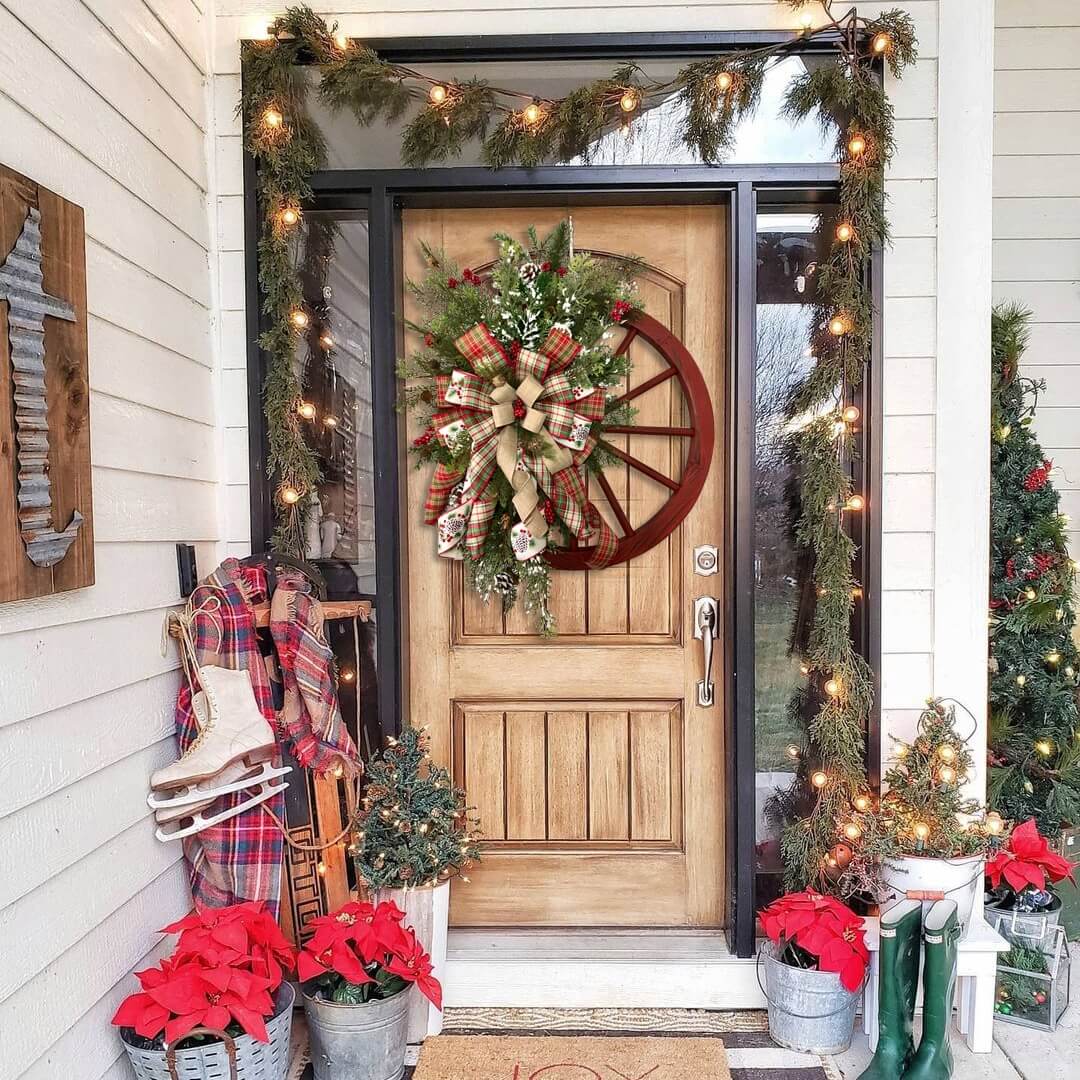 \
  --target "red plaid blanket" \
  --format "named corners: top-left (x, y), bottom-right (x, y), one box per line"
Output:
top-left (175, 559), bottom-right (360, 912)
